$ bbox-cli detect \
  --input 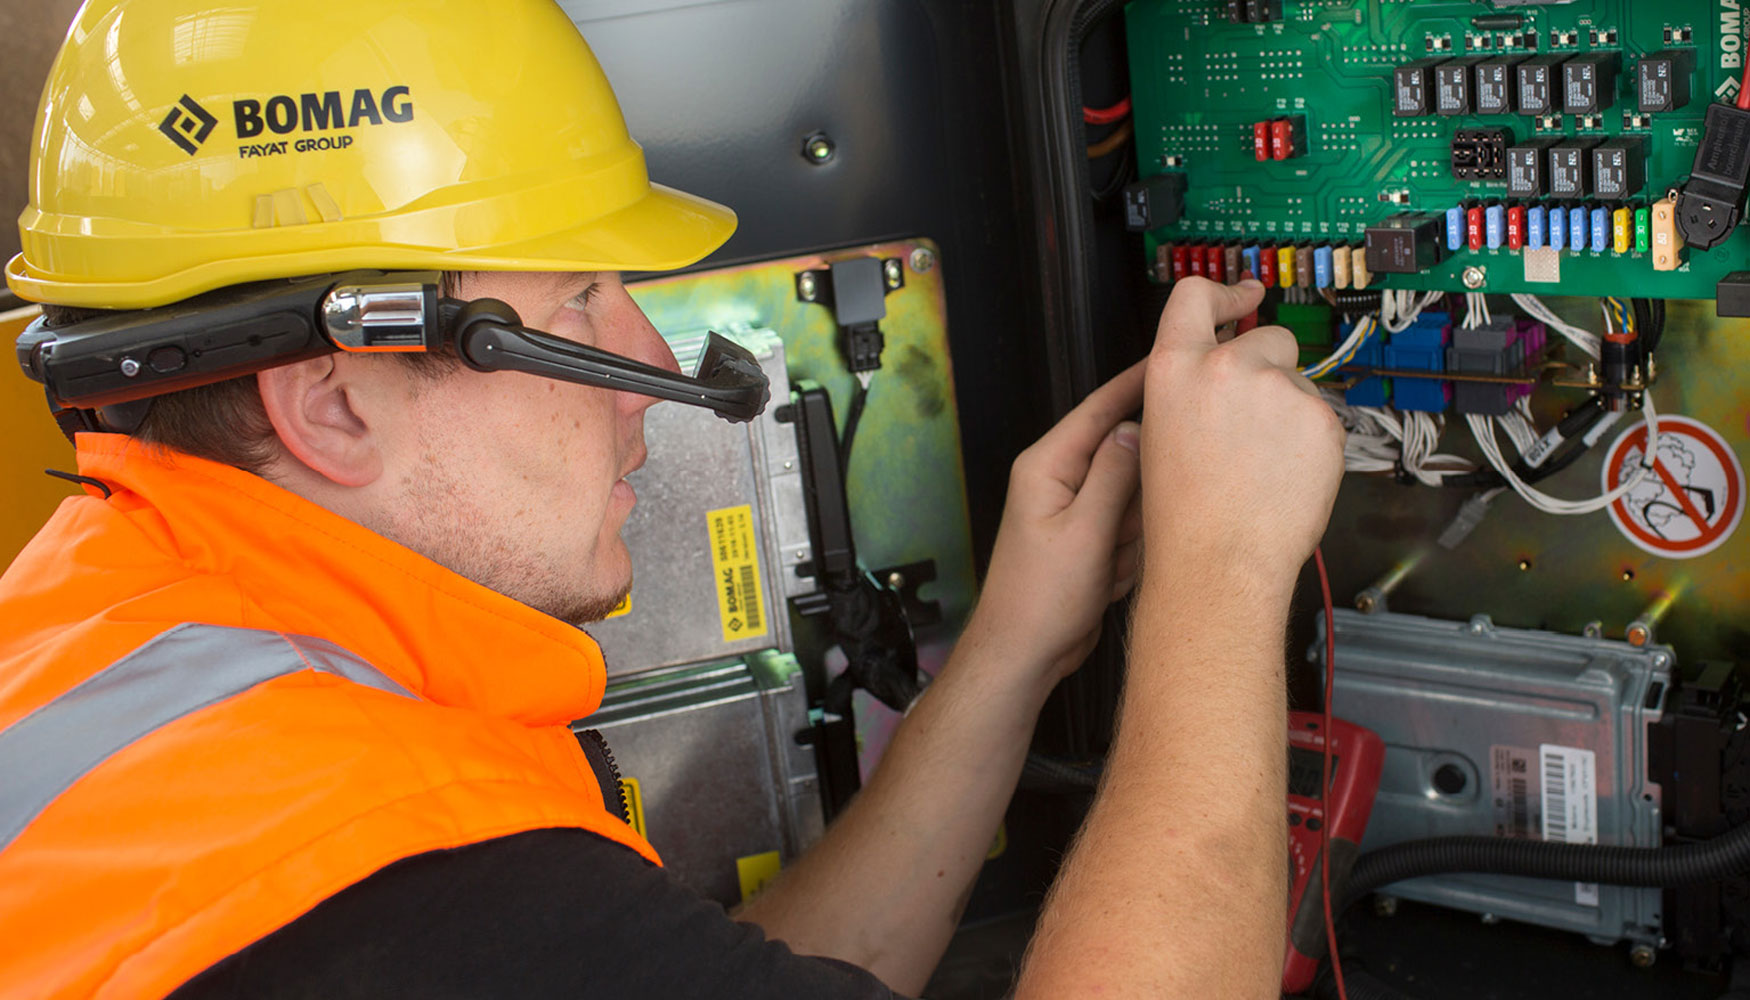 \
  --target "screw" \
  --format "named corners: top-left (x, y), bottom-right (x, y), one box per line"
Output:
top-left (119, 357), bottom-right (141, 377)
top-left (1517, 558), bottom-right (1532, 572)
top-left (1583, 620), bottom-right (1604, 639)
top-left (884, 259), bottom-right (903, 288)
top-left (1627, 623), bottom-right (1650, 647)
top-left (802, 131), bottom-right (836, 165)
top-left (797, 272), bottom-right (818, 302)
top-left (1373, 895), bottom-right (1399, 917)
top-left (1584, 363), bottom-right (1599, 384)
top-left (1480, 912), bottom-right (1500, 925)
top-left (1354, 590), bottom-right (1379, 614)
top-left (1462, 265), bottom-right (1487, 289)
top-left (909, 247), bottom-right (936, 273)
top-left (794, 551), bottom-right (806, 562)
top-left (886, 571), bottom-right (906, 591)
top-left (1629, 944), bottom-right (1656, 969)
